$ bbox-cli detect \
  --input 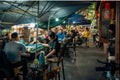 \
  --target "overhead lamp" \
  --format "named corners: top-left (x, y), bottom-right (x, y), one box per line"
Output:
top-left (27, 23), bottom-right (36, 28)
top-left (55, 18), bottom-right (59, 21)
top-left (73, 21), bottom-right (75, 24)
top-left (63, 21), bottom-right (66, 23)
